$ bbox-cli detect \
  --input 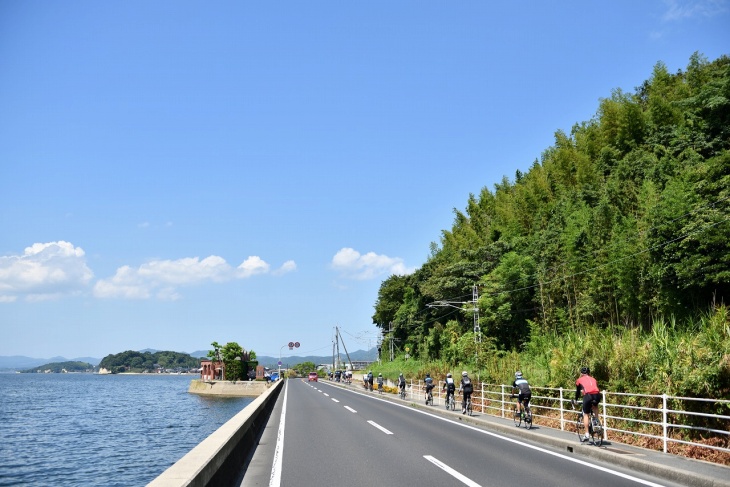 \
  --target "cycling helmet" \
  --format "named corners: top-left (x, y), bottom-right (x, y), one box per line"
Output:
top-left (580, 366), bottom-right (590, 375)
top-left (446, 373), bottom-right (452, 378)
top-left (378, 373), bottom-right (382, 377)
top-left (426, 373), bottom-right (430, 377)
top-left (515, 371), bottom-right (522, 378)
top-left (462, 371), bottom-right (468, 376)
